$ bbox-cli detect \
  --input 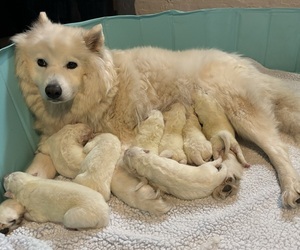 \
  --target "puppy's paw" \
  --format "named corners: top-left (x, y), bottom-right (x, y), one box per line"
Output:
top-left (184, 139), bottom-right (212, 165)
top-left (159, 149), bottom-right (187, 164)
top-left (212, 175), bottom-right (240, 200)
top-left (281, 178), bottom-right (300, 208)
top-left (135, 182), bottom-right (172, 214)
